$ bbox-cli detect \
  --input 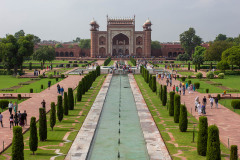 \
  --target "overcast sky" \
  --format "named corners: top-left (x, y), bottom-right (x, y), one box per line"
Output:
top-left (0, 0), bottom-right (239, 42)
